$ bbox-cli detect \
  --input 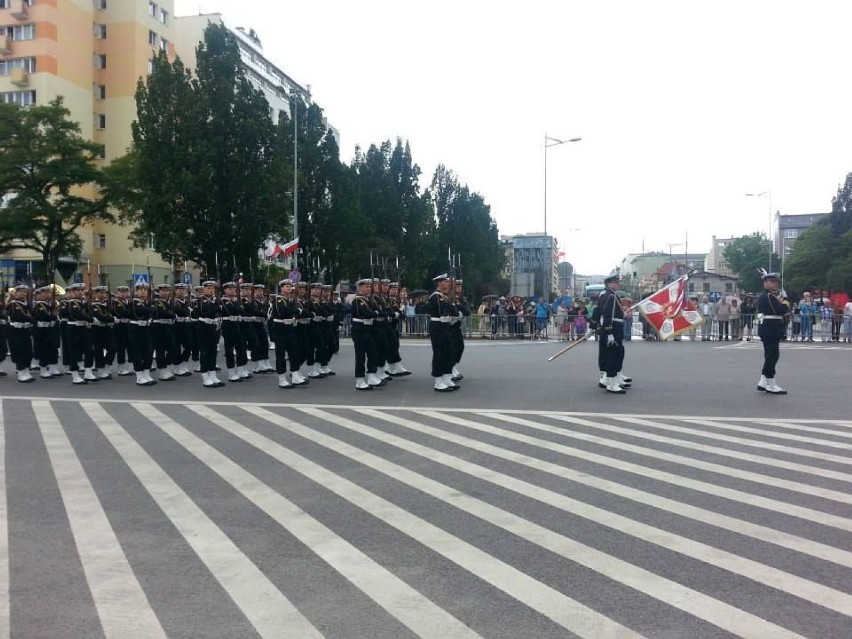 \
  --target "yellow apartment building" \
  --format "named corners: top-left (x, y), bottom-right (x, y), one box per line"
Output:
top-left (0, 0), bottom-right (177, 288)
